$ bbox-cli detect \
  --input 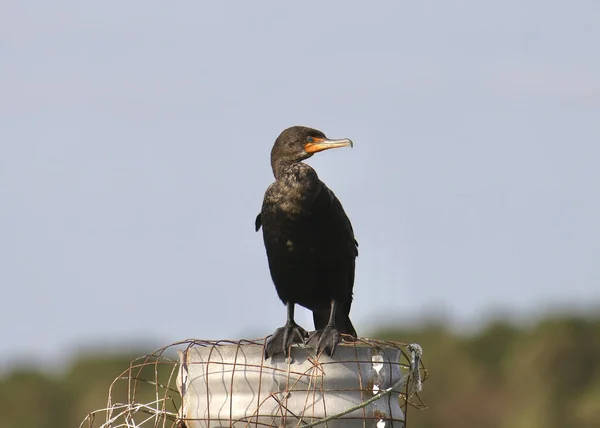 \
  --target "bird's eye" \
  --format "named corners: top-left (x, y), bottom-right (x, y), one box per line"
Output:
top-left (307, 137), bottom-right (313, 143)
